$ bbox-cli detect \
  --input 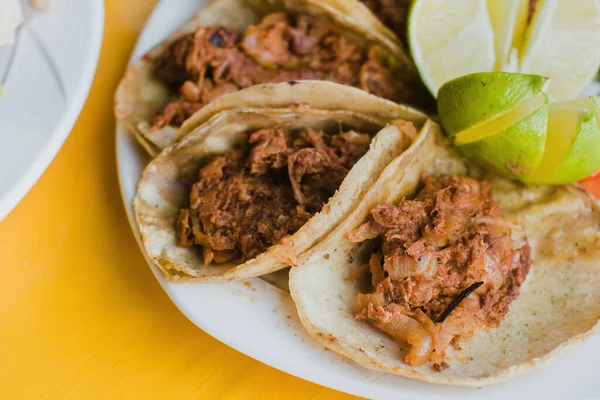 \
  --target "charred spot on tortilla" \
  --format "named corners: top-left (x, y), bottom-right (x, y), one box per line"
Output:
top-left (348, 174), bottom-right (531, 367)
top-left (176, 126), bottom-right (372, 264)
top-left (150, 12), bottom-right (411, 132)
